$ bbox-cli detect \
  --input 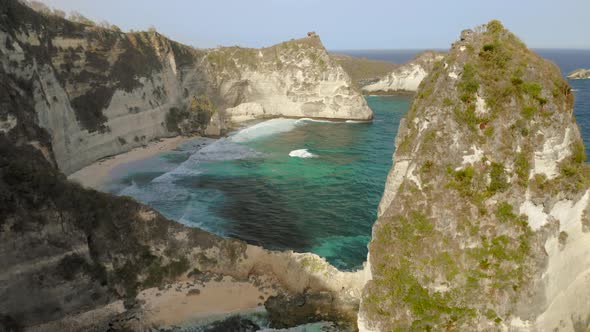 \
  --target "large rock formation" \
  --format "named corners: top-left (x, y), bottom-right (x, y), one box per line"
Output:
top-left (0, 1), bottom-right (368, 330)
top-left (330, 53), bottom-right (399, 88)
top-left (362, 51), bottom-right (445, 93)
top-left (567, 68), bottom-right (590, 80)
top-left (0, 0), bottom-right (370, 174)
top-left (359, 21), bottom-right (589, 331)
